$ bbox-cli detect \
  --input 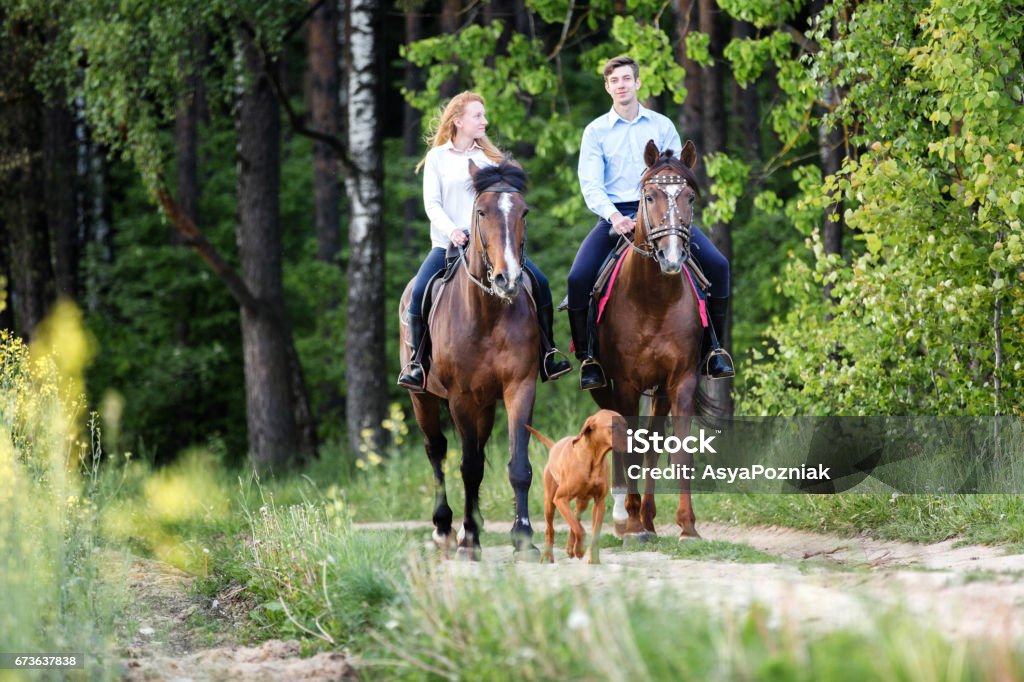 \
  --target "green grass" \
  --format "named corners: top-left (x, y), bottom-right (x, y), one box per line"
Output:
top-left (361, 556), bottom-right (1023, 681)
